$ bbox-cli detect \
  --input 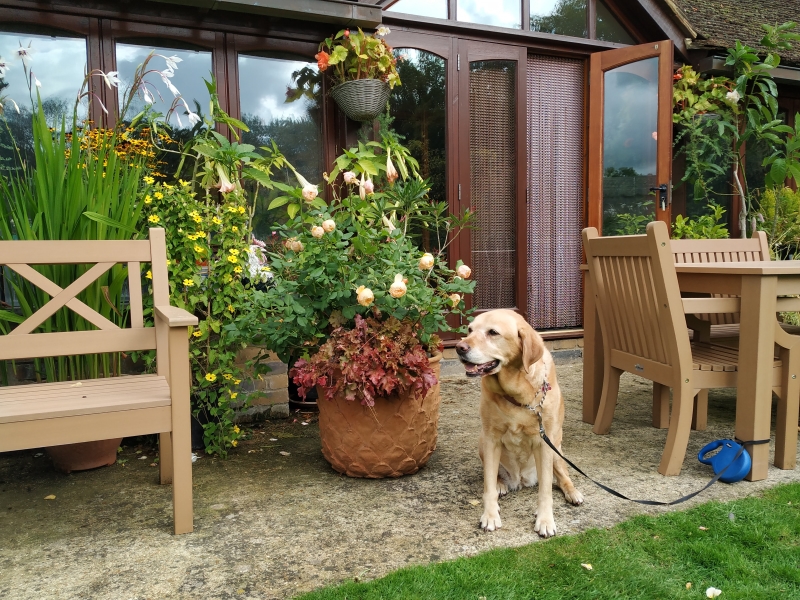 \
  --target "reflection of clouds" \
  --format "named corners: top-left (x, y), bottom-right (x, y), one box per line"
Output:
top-left (115, 44), bottom-right (212, 127)
top-left (458, 0), bottom-right (521, 28)
top-left (386, 0), bottom-right (447, 19)
top-left (530, 0), bottom-right (560, 17)
top-left (603, 60), bottom-right (658, 175)
top-left (238, 55), bottom-right (314, 122)
top-left (0, 33), bottom-right (86, 114)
